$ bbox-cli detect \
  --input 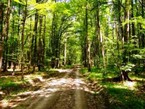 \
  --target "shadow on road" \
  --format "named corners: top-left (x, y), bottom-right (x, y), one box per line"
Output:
top-left (1, 67), bottom-right (109, 109)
